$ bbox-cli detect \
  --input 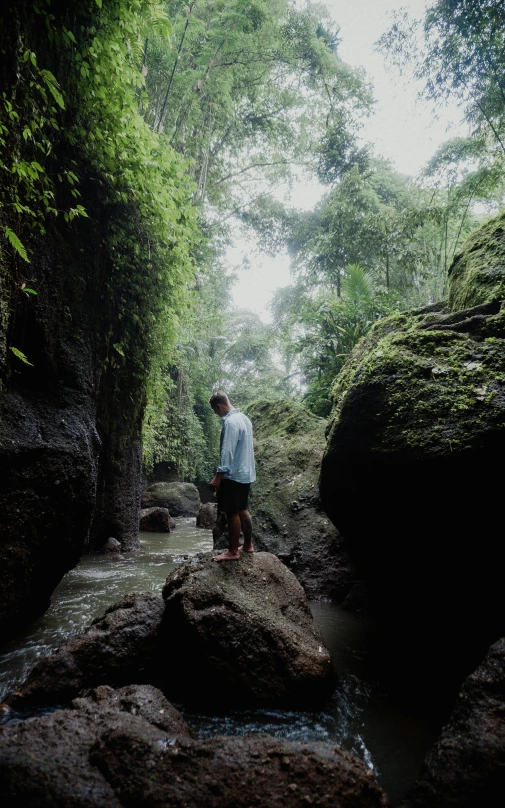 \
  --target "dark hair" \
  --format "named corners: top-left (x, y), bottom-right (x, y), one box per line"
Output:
top-left (209, 390), bottom-right (230, 407)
